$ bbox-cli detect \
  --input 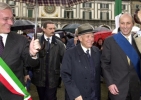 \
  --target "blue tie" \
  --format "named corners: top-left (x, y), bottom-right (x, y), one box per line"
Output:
top-left (0, 36), bottom-right (4, 56)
